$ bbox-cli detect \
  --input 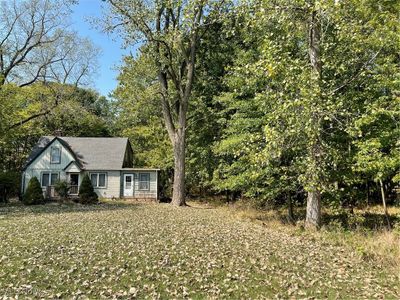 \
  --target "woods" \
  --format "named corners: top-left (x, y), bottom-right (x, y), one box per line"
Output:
top-left (1, 0), bottom-right (399, 226)
top-left (110, 0), bottom-right (400, 226)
